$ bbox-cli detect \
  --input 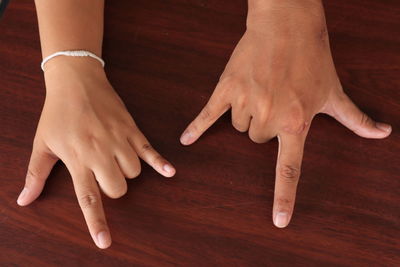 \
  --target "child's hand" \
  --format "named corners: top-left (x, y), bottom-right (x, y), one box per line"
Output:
top-left (180, 1), bottom-right (391, 228)
top-left (17, 57), bottom-right (176, 249)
